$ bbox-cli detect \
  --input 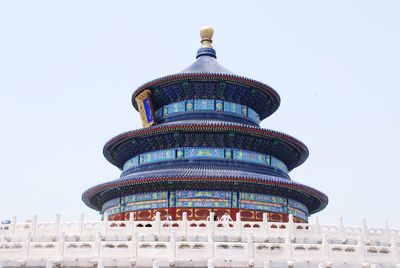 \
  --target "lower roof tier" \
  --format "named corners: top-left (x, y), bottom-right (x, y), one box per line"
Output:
top-left (103, 120), bottom-right (309, 172)
top-left (82, 163), bottom-right (328, 215)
